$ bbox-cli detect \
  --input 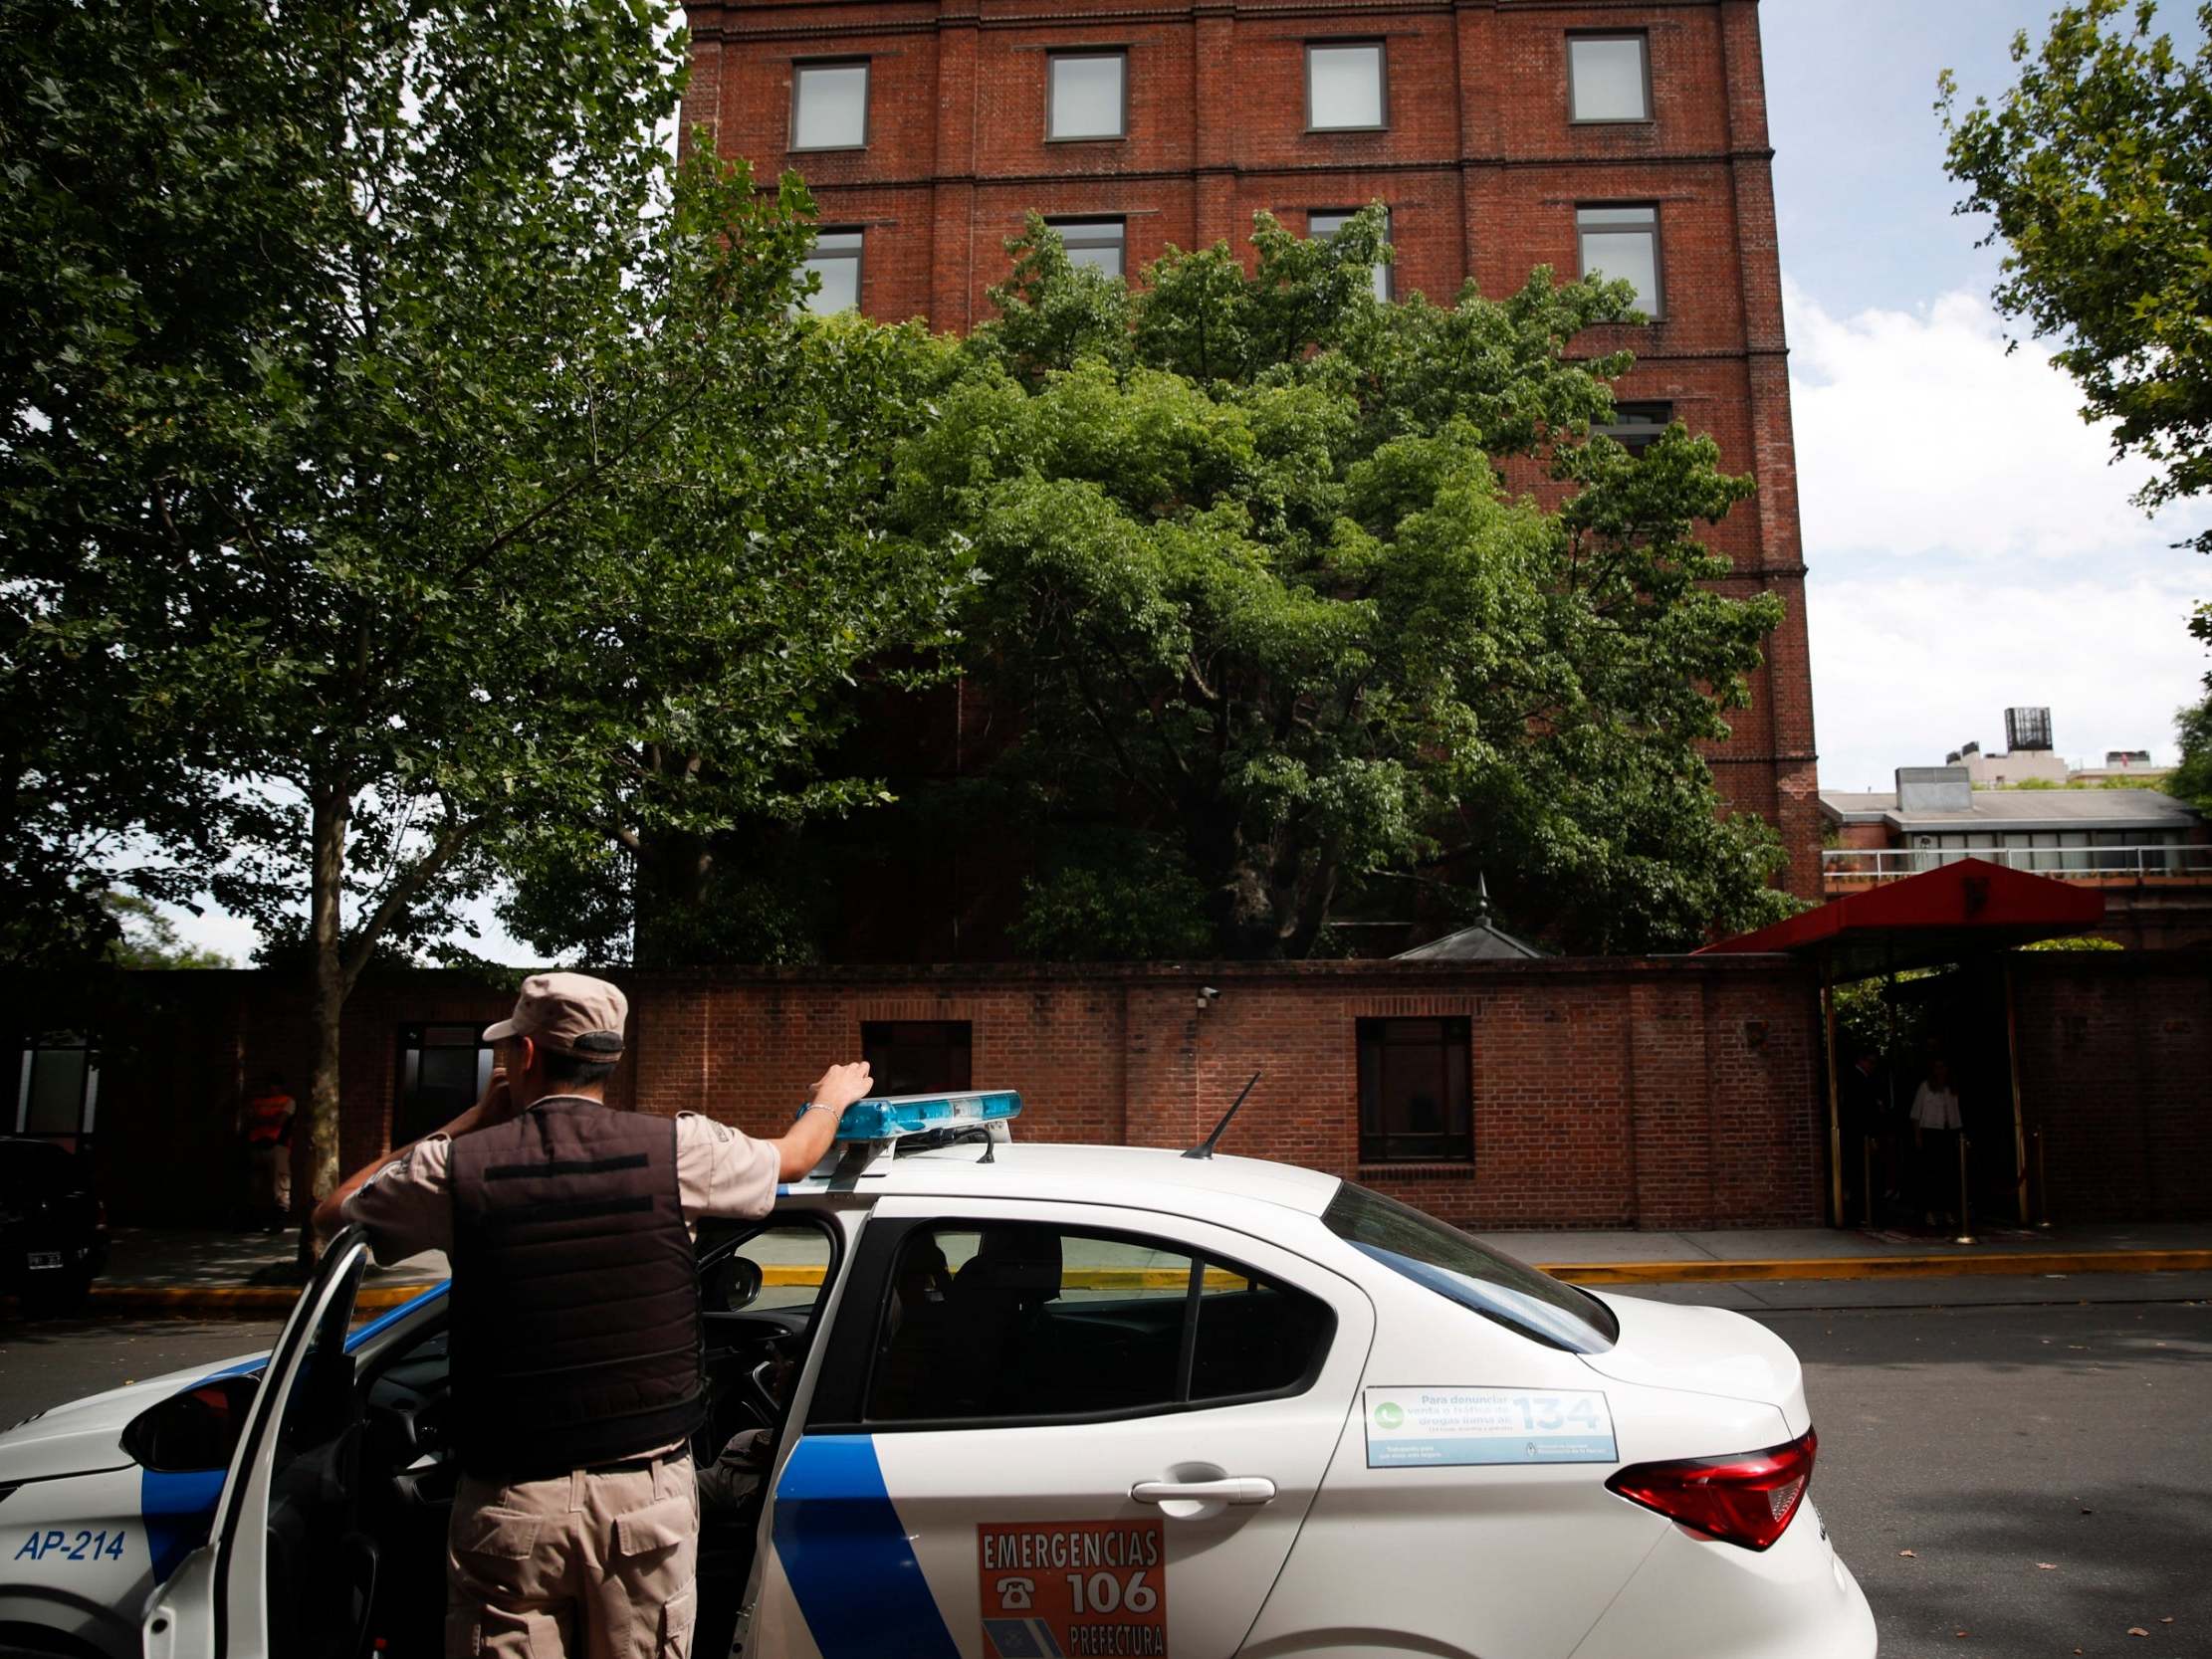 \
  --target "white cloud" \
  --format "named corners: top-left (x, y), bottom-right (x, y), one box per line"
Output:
top-left (1810, 570), bottom-right (2204, 794)
top-left (1787, 277), bottom-right (2207, 794)
top-left (1785, 281), bottom-right (2186, 561)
